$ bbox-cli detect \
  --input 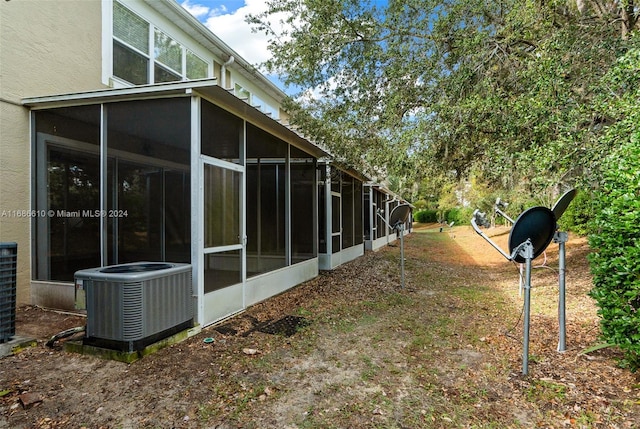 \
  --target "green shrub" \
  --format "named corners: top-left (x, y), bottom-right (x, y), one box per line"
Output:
top-left (414, 209), bottom-right (438, 223)
top-left (558, 190), bottom-right (594, 236)
top-left (443, 208), bottom-right (458, 224)
top-left (588, 138), bottom-right (640, 371)
top-left (443, 207), bottom-right (474, 225)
